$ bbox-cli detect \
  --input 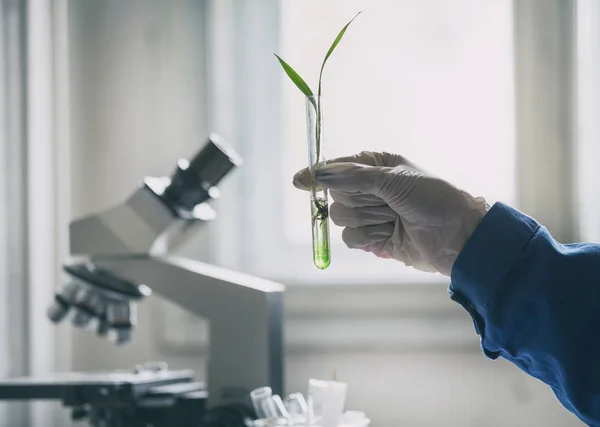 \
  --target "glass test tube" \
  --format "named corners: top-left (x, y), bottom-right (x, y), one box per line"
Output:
top-left (306, 95), bottom-right (331, 270)
top-left (250, 387), bottom-right (273, 419)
